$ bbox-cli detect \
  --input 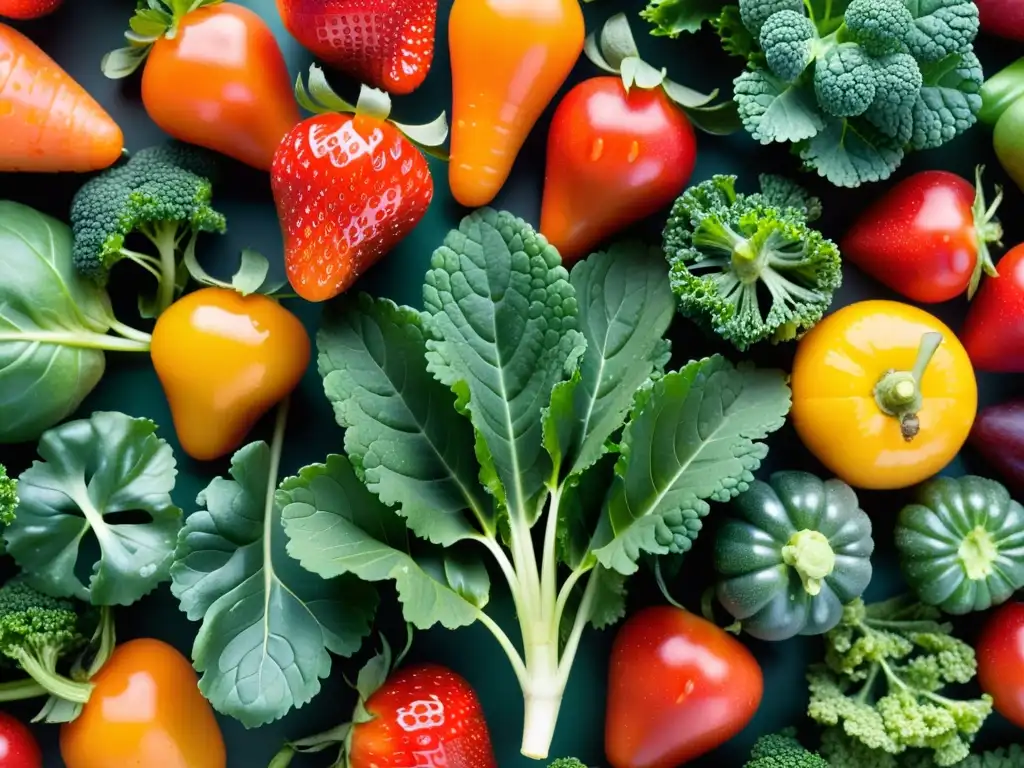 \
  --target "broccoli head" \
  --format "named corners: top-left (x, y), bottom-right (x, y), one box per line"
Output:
top-left (547, 761), bottom-right (587, 768)
top-left (760, 10), bottom-right (817, 83)
top-left (0, 466), bottom-right (16, 527)
top-left (0, 579), bottom-right (93, 705)
top-left (746, 729), bottom-right (830, 768)
top-left (662, 174), bottom-right (841, 350)
top-left (70, 142), bottom-right (226, 317)
top-left (814, 43), bottom-right (877, 118)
